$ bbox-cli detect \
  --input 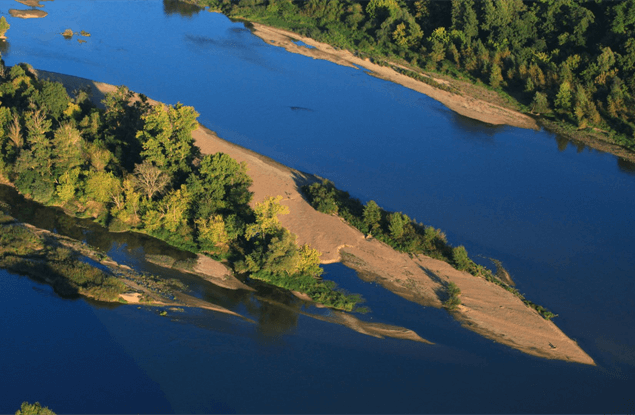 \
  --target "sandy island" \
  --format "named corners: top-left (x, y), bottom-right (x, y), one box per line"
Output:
top-left (36, 69), bottom-right (594, 365)
top-left (9, 9), bottom-right (48, 19)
